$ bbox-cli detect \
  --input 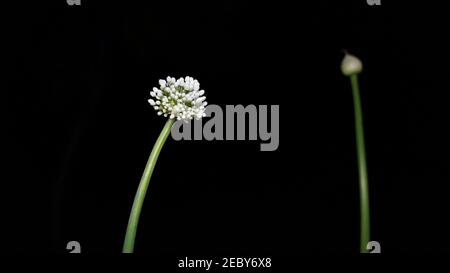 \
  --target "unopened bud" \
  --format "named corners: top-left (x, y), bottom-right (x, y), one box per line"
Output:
top-left (341, 53), bottom-right (363, 76)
